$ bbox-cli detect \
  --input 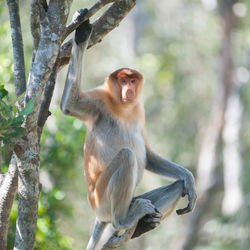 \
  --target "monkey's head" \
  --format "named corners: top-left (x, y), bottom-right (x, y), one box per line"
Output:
top-left (107, 68), bottom-right (144, 104)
